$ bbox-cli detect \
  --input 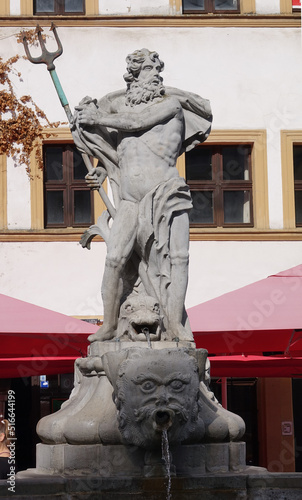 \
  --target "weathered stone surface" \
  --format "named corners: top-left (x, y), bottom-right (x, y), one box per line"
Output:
top-left (73, 49), bottom-right (212, 343)
top-left (102, 347), bottom-right (245, 450)
top-left (36, 443), bottom-right (144, 476)
top-left (171, 444), bottom-right (206, 476)
top-left (247, 473), bottom-right (302, 499)
top-left (230, 441), bottom-right (247, 471)
top-left (34, 49), bottom-right (247, 483)
top-left (205, 443), bottom-right (229, 473)
top-left (102, 347), bottom-right (205, 449)
top-left (34, 441), bottom-right (247, 477)
top-left (36, 345), bottom-right (247, 484)
top-left (9, 472), bottom-right (302, 499)
top-left (37, 361), bottom-right (121, 445)
top-left (88, 340), bottom-right (194, 358)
